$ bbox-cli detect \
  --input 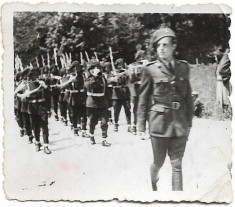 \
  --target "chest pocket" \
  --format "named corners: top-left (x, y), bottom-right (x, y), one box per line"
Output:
top-left (153, 76), bottom-right (171, 94)
top-left (175, 76), bottom-right (188, 97)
